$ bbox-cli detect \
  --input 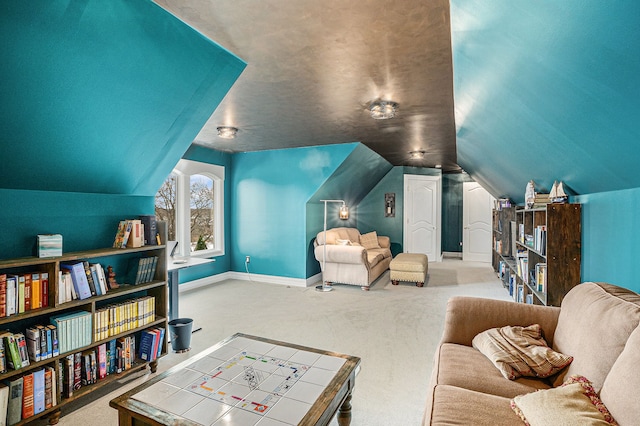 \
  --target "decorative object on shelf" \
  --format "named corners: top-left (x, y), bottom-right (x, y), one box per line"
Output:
top-left (525, 180), bottom-right (536, 209)
top-left (37, 234), bottom-right (62, 258)
top-left (216, 126), bottom-right (238, 139)
top-left (385, 193), bottom-right (395, 217)
top-left (368, 100), bottom-right (398, 119)
top-left (318, 199), bottom-right (348, 292)
top-left (550, 181), bottom-right (569, 203)
top-left (107, 265), bottom-right (119, 289)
